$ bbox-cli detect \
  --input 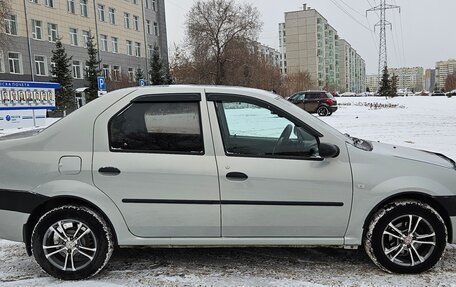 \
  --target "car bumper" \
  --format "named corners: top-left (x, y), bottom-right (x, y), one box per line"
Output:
top-left (451, 217), bottom-right (456, 244)
top-left (0, 209), bottom-right (29, 242)
top-left (329, 106), bottom-right (338, 113)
